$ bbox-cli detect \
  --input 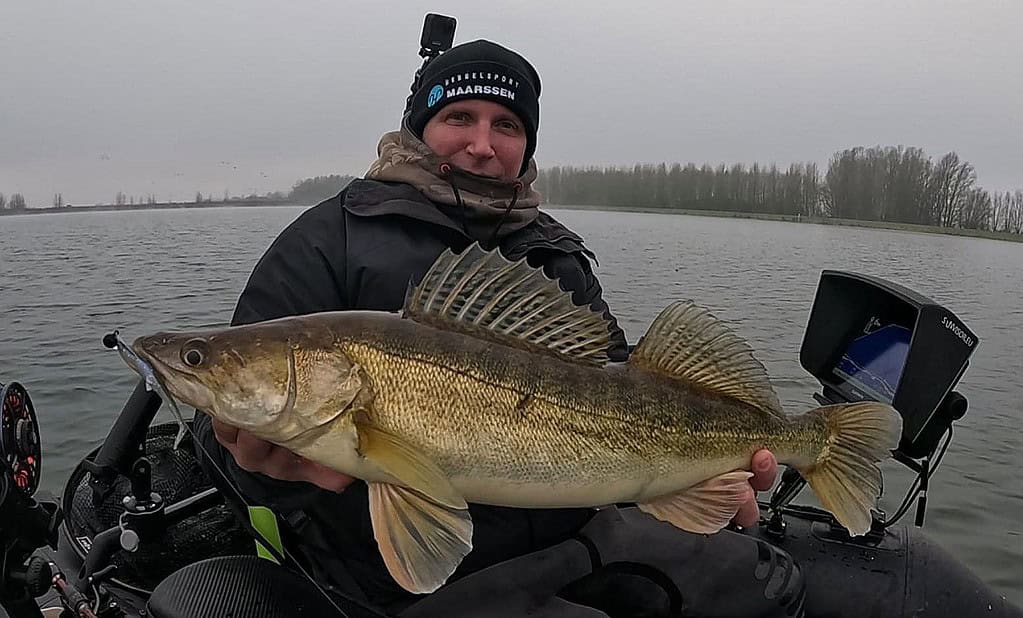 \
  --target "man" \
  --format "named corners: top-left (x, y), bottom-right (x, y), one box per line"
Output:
top-left (192, 37), bottom-right (782, 615)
